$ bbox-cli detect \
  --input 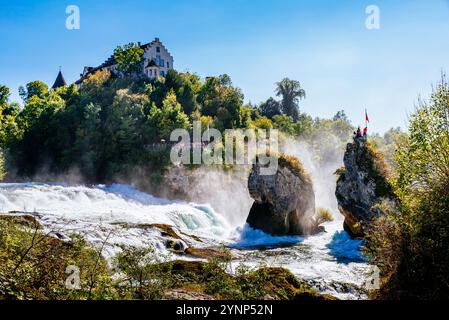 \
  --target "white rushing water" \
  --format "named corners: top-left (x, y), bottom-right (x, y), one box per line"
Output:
top-left (0, 182), bottom-right (372, 299)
